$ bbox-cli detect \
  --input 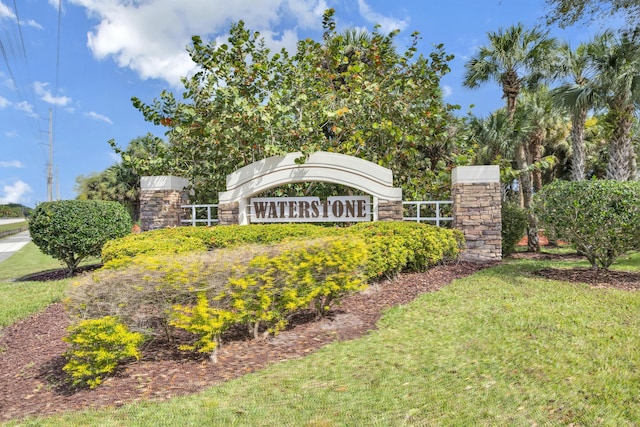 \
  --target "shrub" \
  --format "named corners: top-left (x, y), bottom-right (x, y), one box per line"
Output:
top-left (99, 222), bottom-right (462, 280)
top-left (348, 222), bottom-right (462, 279)
top-left (170, 292), bottom-right (237, 360)
top-left (101, 231), bottom-right (207, 268)
top-left (223, 237), bottom-right (368, 338)
top-left (29, 200), bottom-right (132, 276)
top-left (501, 202), bottom-right (528, 257)
top-left (100, 224), bottom-right (329, 267)
top-left (534, 180), bottom-right (640, 269)
top-left (68, 236), bottom-right (367, 360)
top-left (66, 248), bottom-right (260, 340)
top-left (63, 316), bottom-right (145, 389)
